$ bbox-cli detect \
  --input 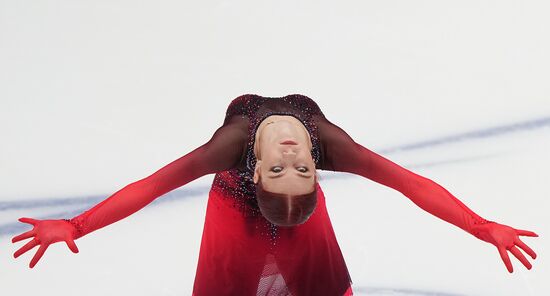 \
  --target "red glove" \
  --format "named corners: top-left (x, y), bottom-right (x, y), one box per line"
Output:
top-left (470, 220), bottom-right (538, 273)
top-left (12, 218), bottom-right (79, 268)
